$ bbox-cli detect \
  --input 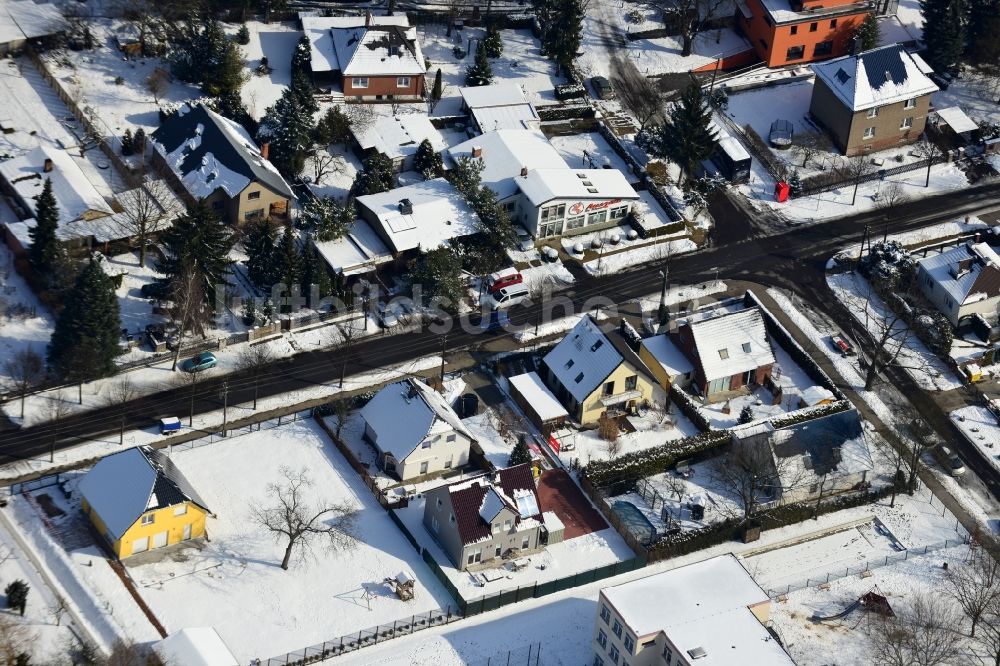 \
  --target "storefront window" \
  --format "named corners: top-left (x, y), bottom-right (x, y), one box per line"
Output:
top-left (566, 215), bottom-right (585, 230)
top-left (587, 210), bottom-right (607, 226)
